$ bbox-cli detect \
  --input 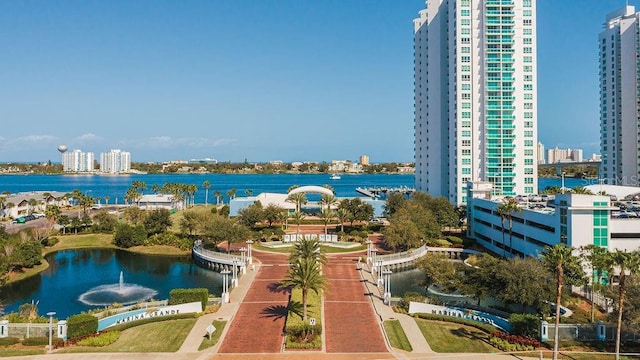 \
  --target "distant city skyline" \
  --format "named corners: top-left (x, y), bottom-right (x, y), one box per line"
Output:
top-left (0, 1), bottom-right (636, 163)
